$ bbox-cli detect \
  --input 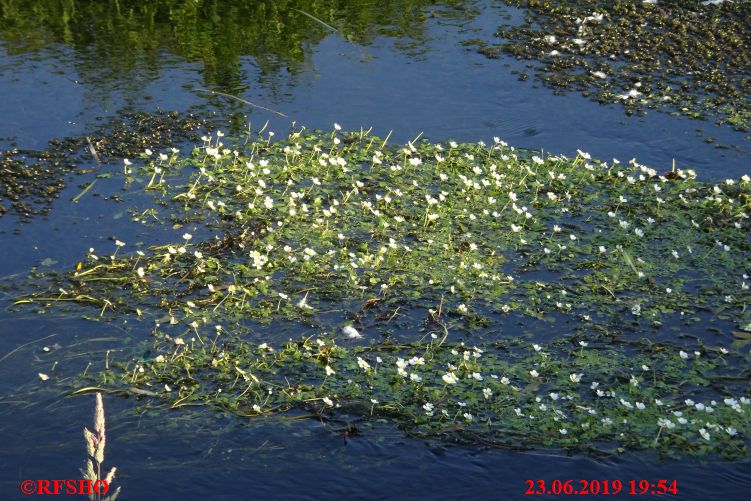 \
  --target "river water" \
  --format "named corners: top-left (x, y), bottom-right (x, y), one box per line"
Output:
top-left (1, 1), bottom-right (749, 499)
